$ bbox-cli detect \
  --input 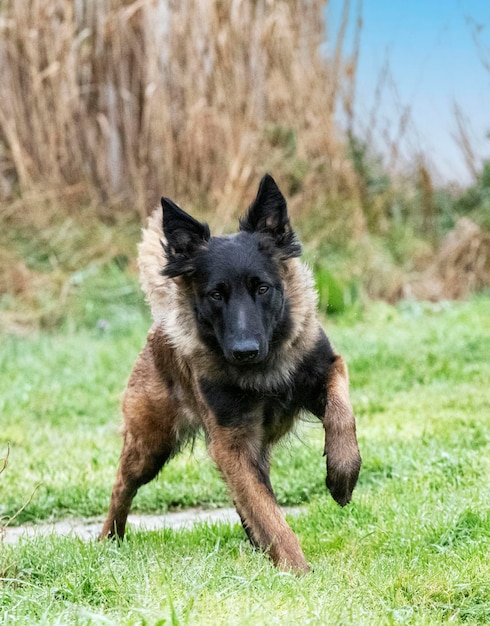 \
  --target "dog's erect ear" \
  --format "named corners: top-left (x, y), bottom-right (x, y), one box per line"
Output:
top-left (239, 174), bottom-right (301, 259)
top-left (161, 197), bottom-right (211, 278)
